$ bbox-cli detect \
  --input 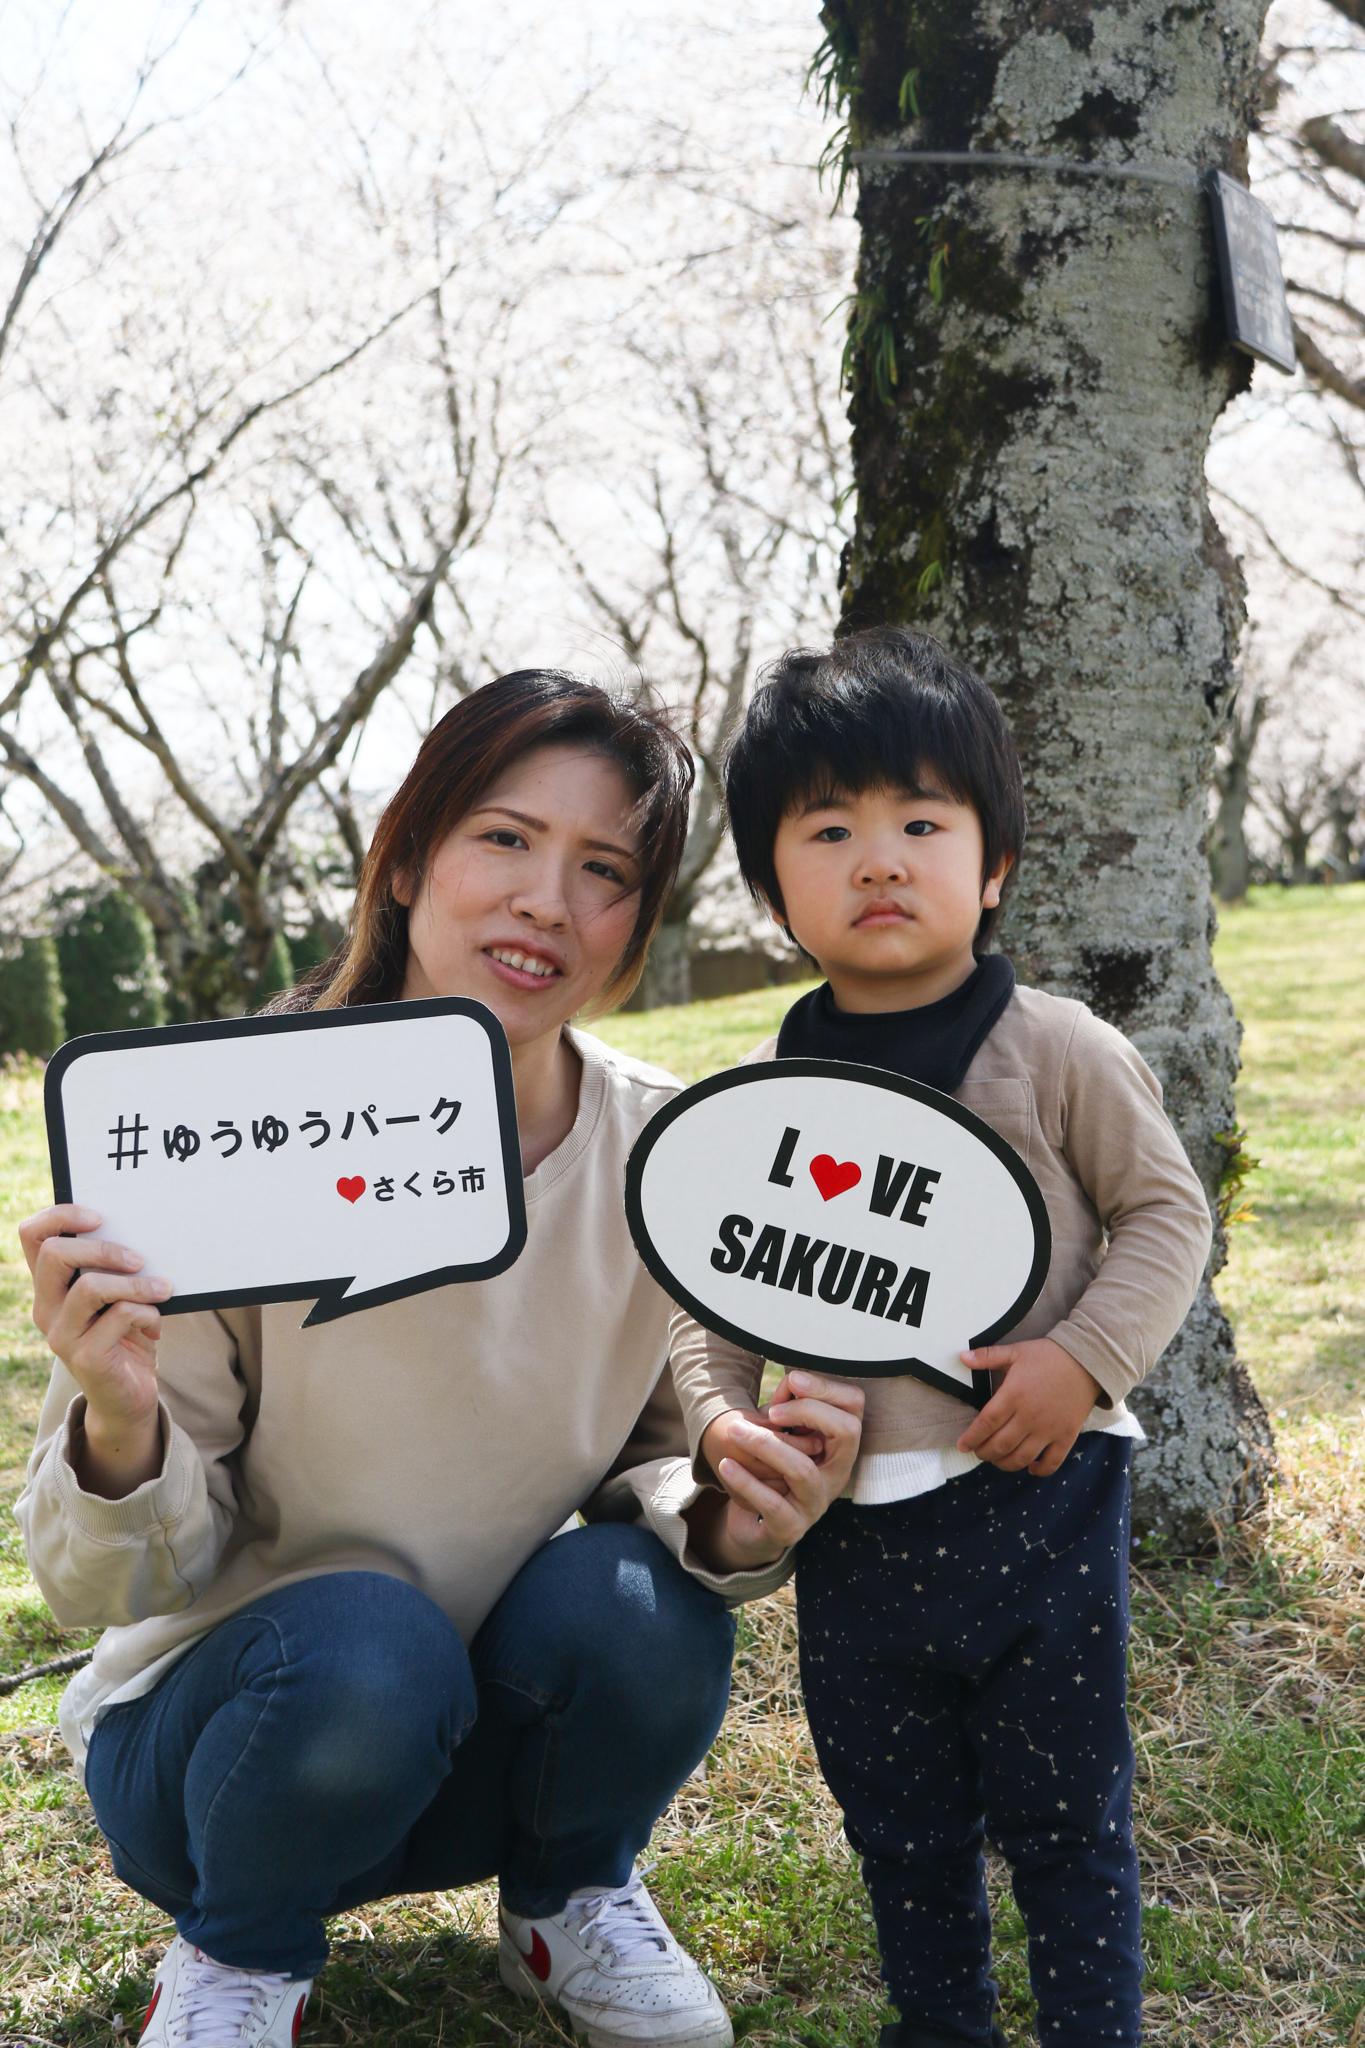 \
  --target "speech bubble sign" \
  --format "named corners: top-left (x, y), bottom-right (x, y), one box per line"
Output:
top-left (45, 998), bottom-right (525, 1326)
top-left (625, 1058), bottom-right (1051, 1408)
